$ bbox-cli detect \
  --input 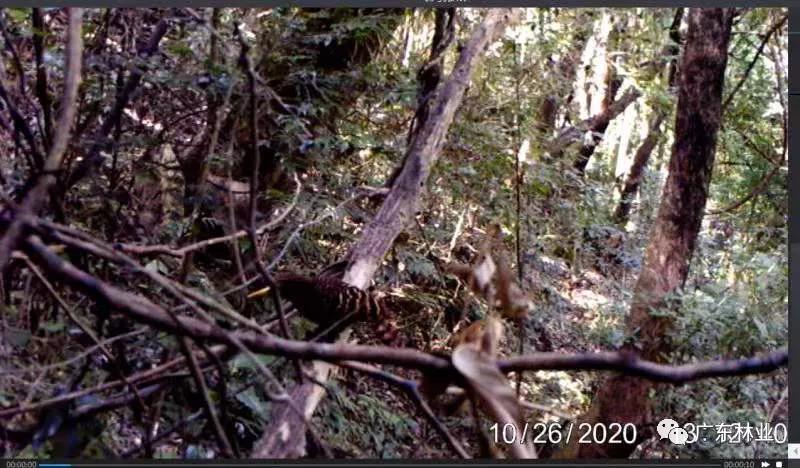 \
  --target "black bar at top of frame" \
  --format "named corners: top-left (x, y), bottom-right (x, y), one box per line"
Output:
top-left (0, 2), bottom-right (795, 8)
